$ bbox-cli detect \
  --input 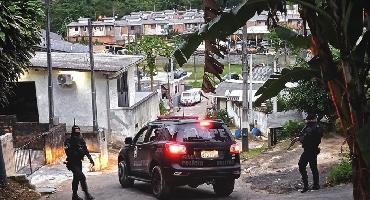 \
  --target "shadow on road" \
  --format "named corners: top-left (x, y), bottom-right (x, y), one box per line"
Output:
top-left (126, 182), bottom-right (236, 200)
